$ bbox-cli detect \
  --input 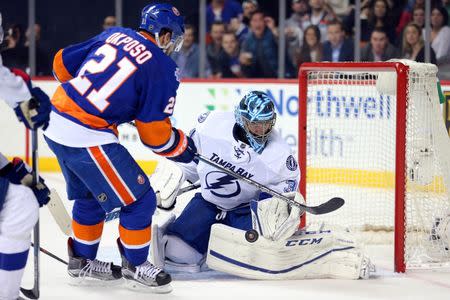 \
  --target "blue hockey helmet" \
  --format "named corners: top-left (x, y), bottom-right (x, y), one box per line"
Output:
top-left (139, 3), bottom-right (185, 52)
top-left (235, 91), bottom-right (277, 154)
